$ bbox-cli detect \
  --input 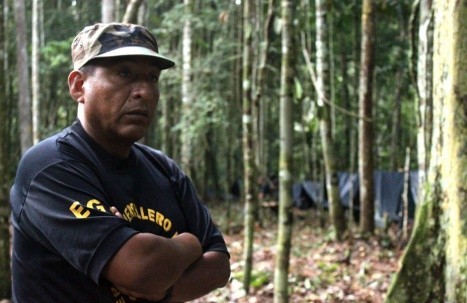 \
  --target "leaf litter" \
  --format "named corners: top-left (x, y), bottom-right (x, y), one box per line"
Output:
top-left (194, 205), bottom-right (405, 303)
